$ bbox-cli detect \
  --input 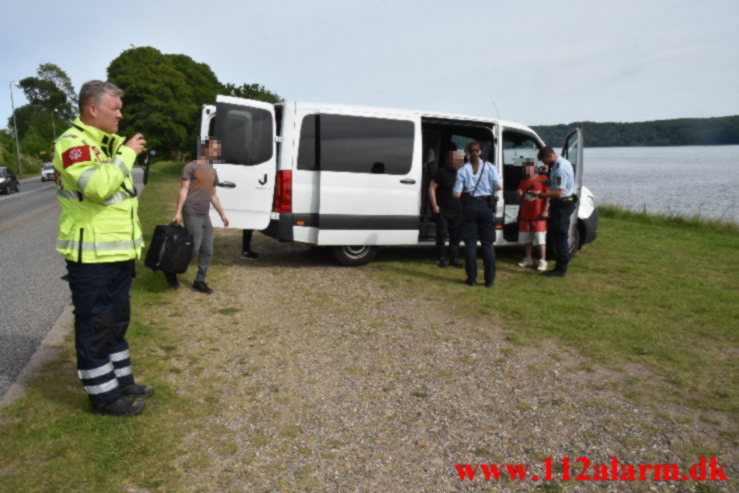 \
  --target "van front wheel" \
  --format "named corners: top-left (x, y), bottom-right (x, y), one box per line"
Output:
top-left (331, 245), bottom-right (377, 266)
